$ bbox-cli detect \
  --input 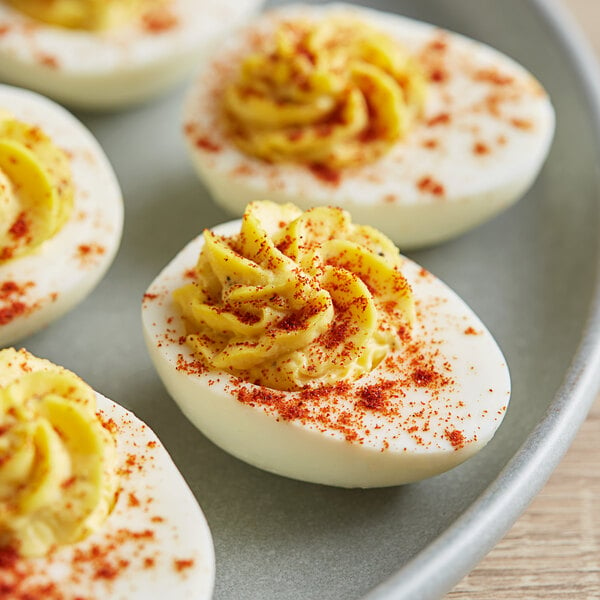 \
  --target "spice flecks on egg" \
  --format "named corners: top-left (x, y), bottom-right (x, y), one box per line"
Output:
top-left (183, 3), bottom-right (554, 248)
top-left (0, 348), bottom-right (215, 599)
top-left (0, 84), bottom-right (123, 347)
top-left (142, 203), bottom-right (511, 487)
